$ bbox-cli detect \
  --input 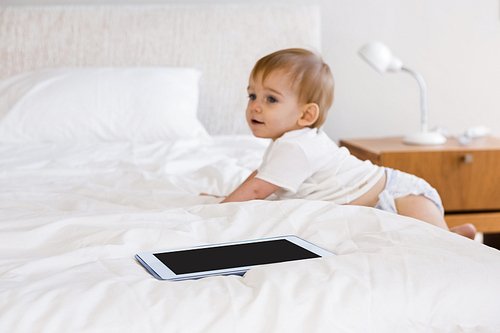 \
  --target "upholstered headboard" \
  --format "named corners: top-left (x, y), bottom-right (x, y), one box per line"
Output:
top-left (0, 5), bottom-right (321, 135)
